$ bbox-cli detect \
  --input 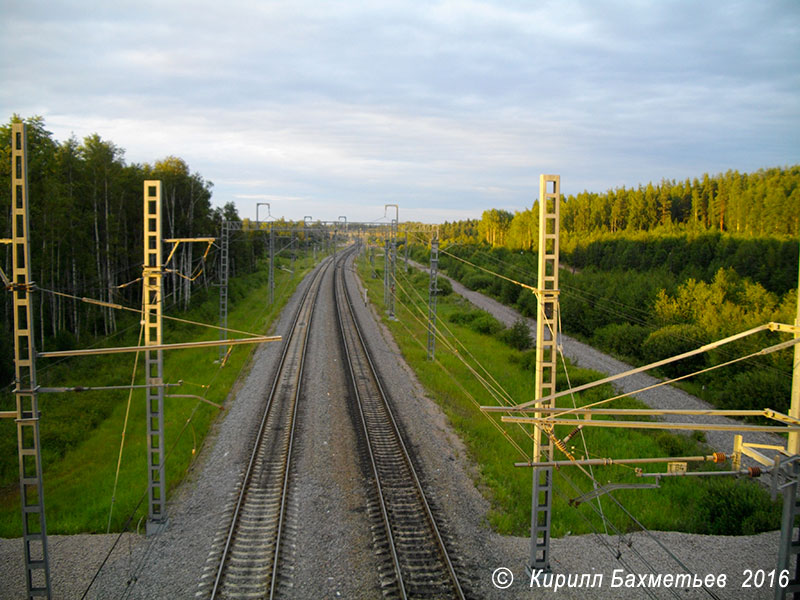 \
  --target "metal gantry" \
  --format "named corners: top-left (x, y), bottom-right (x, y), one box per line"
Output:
top-left (427, 233), bottom-right (439, 361)
top-left (5, 121), bottom-right (52, 599)
top-left (384, 205), bottom-right (399, 318)
top-left (143, 181), bottom-right (167, 535)
top-left (773, 248), bottom-right (800, 599)
top-left (218, 220), bottom-right (231, 361)
top-left (530, 174), bottom-right (560, 574)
